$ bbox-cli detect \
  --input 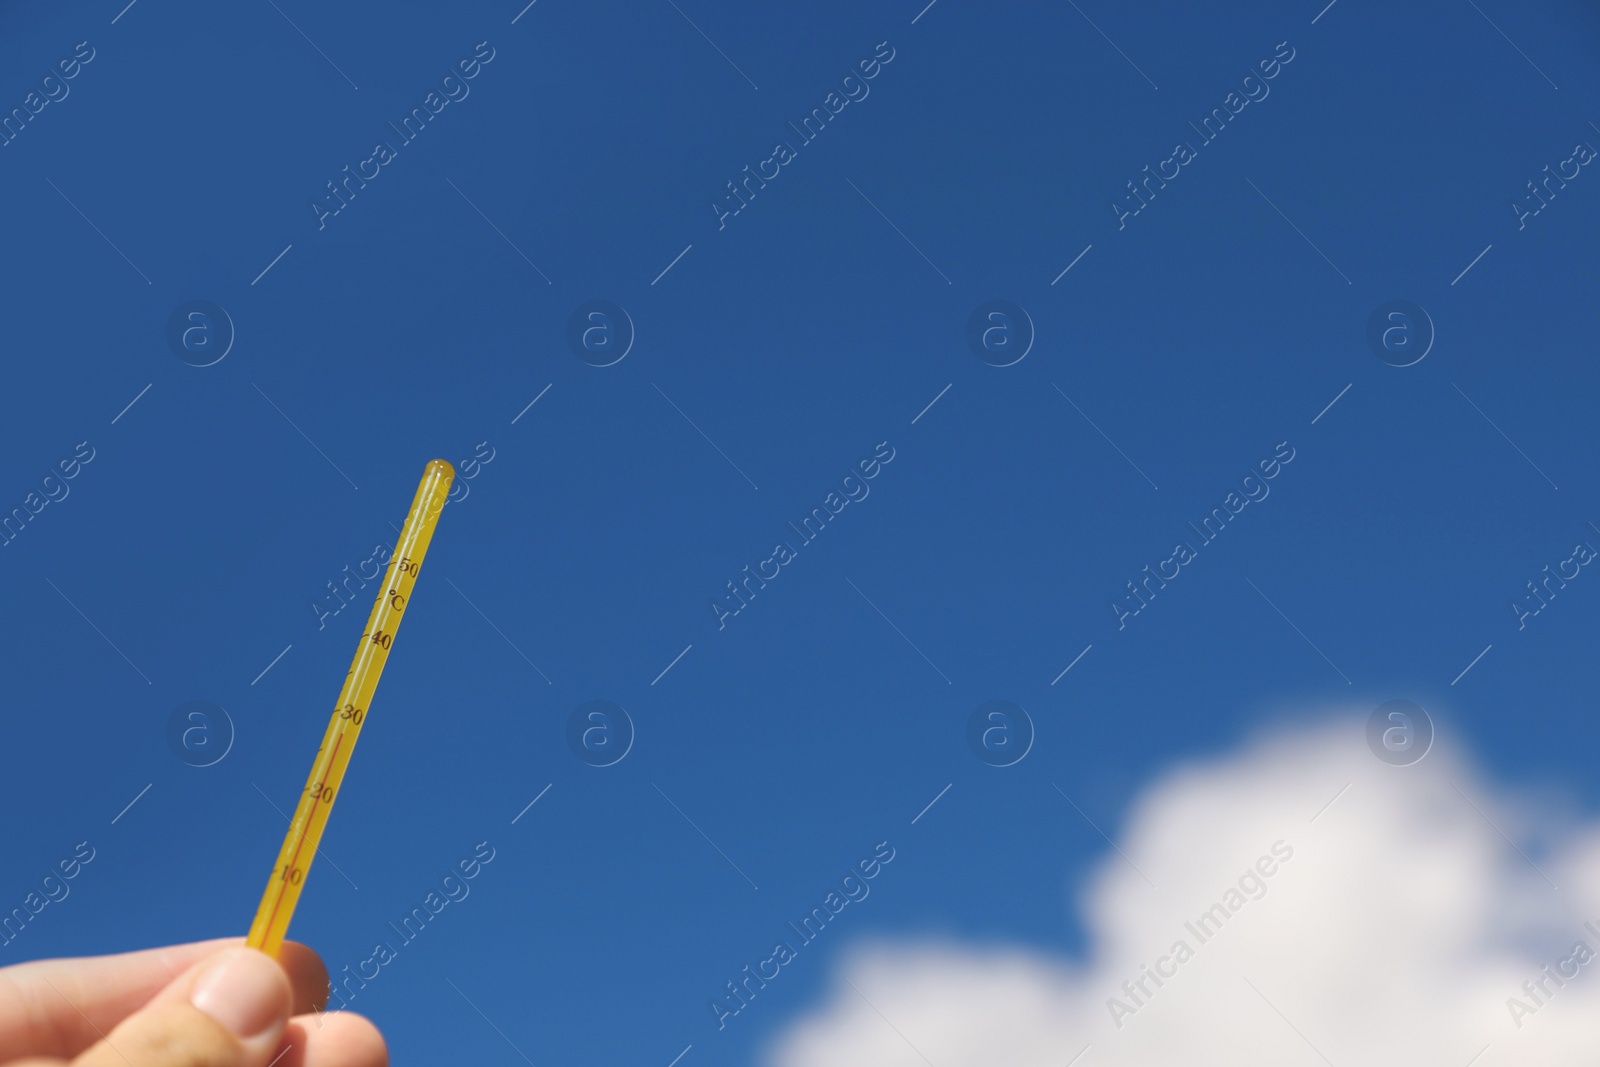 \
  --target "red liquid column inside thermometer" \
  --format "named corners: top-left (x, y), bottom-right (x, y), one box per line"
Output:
top-left (245, 459), bottom-right (453, 957)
